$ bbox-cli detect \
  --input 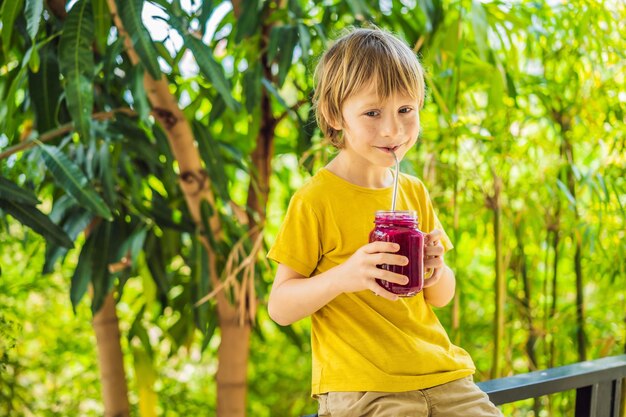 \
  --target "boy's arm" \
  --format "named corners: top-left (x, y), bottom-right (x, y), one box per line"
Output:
top-left (423, 264), bottom-right (456, 307)
top-left (268, 264), bottom-right (344, 326)
top-left (268, 241), bottom-right (409, 326)
top-left (422, 229), bottom-right (456, 307)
